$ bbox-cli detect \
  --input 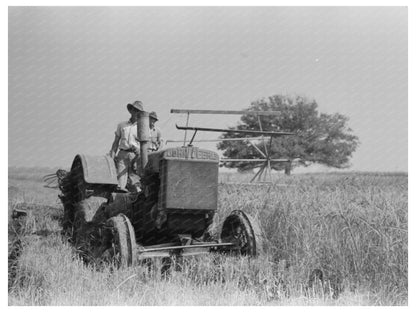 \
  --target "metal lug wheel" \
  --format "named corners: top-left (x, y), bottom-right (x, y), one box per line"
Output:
top-left (101, 213), bottom-right (137, 267)
top-left (71, 158), bottom-right (89, 202)
top-left (72, 196), bottom-right (108, 244)
top-left (220, 210), bottom-right (263, 257)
